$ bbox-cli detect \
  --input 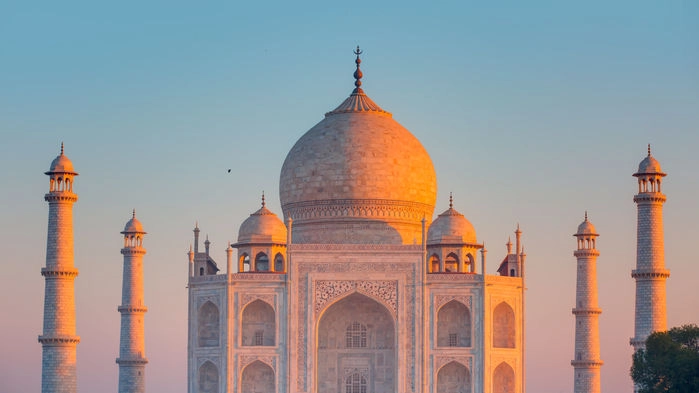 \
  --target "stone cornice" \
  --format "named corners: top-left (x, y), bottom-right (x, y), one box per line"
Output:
top-left (44, 193), bottom-right (78, 203)
top-left (41, 267), bottom-right (79, 278)
top-left (426, 273), bottom-right (483, 283)
top-left (38, 335), bottom-right (80, 345)
top-left (631, 269), bottom-right (670, 279)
